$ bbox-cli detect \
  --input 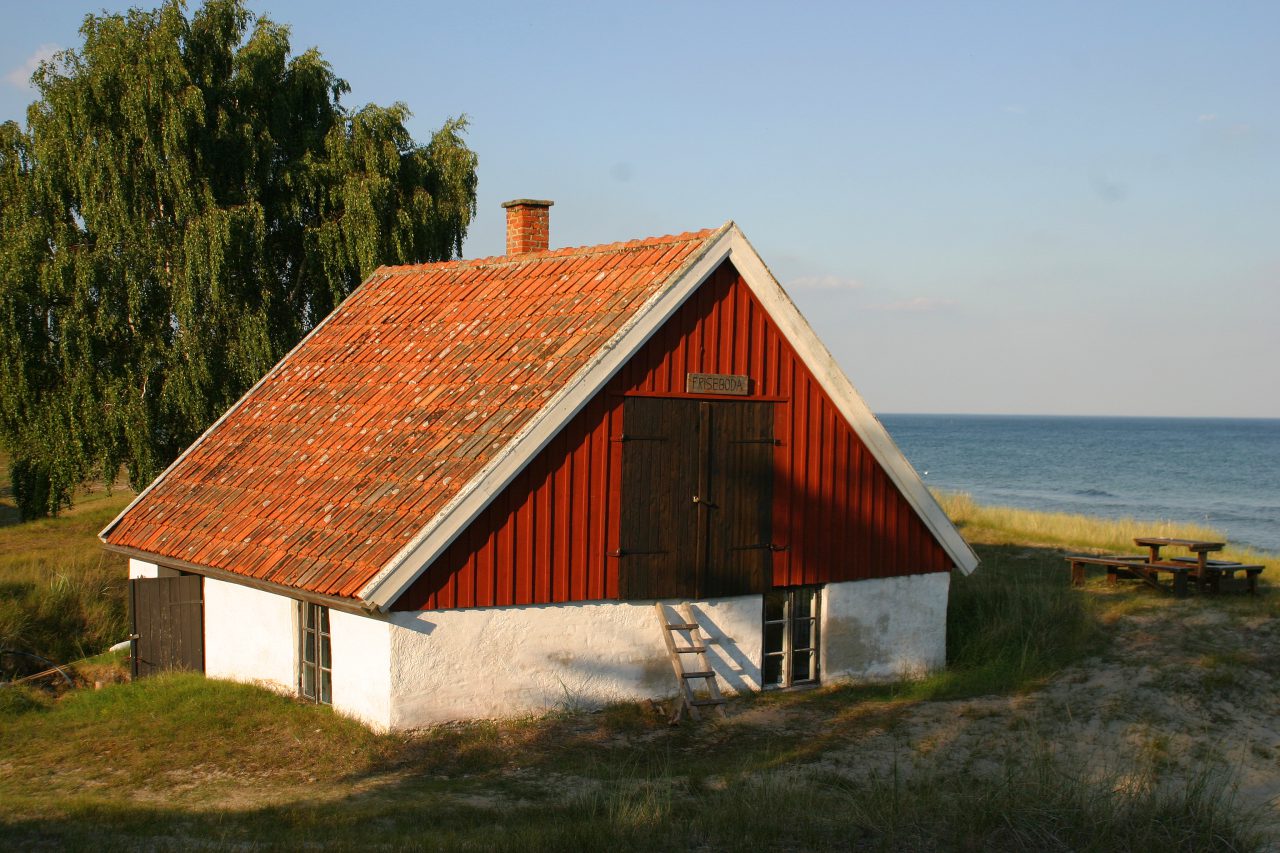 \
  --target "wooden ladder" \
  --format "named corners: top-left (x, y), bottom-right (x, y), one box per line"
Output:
top-left (655, 602), bottom-right (727, 722)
